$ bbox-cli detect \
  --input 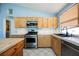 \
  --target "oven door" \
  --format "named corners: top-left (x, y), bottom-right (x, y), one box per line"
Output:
top-left (26, 38), bottom-right (35, 43)
top-left (25, 37), bottom-right (37, 48)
